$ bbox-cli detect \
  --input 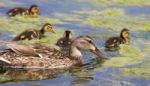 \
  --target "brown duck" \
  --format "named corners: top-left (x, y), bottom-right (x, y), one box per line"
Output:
top-left (0, 36), bottom-right (107, 69)
top-left (13, 23), bottom-right (55, 41)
